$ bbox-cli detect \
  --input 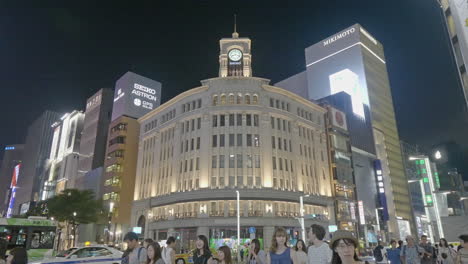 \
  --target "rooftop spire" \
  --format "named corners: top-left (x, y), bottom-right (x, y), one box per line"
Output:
top-left (232, 14), bottom-right (239, 38)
